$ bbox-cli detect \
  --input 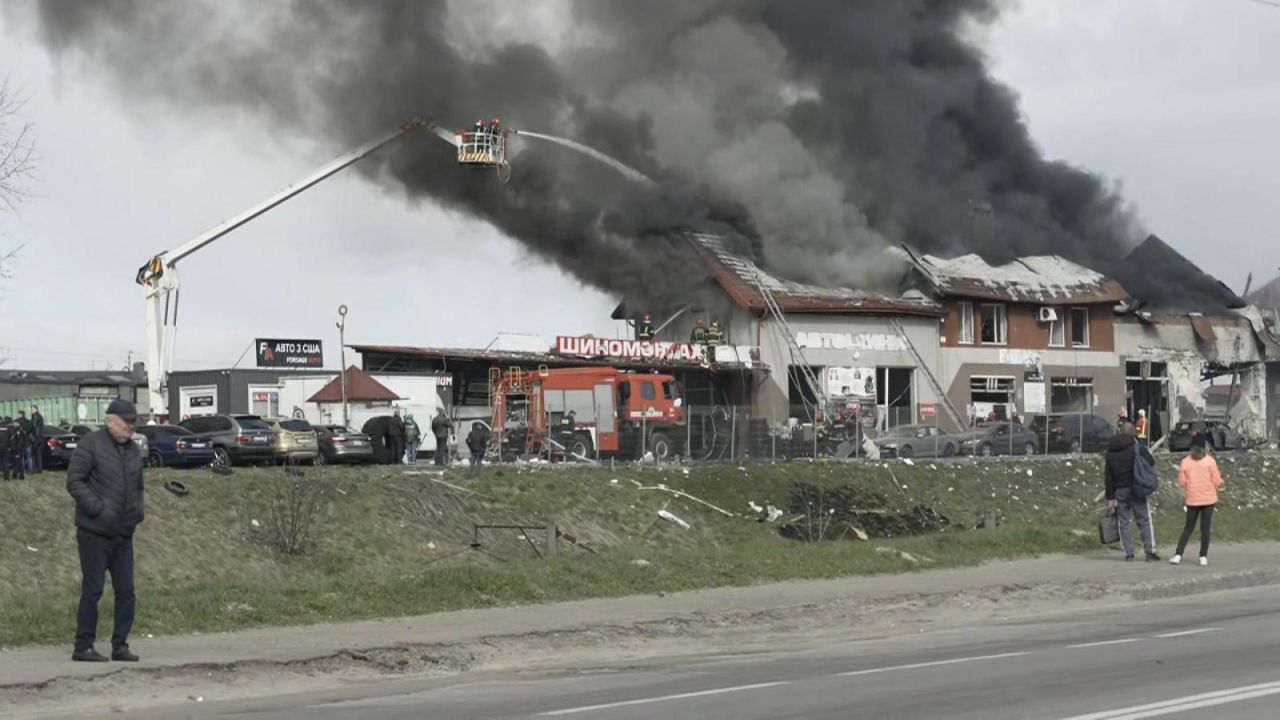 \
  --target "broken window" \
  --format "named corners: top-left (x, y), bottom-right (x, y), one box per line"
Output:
top-left (1071, 307), bottom-right (1090, 348)
top-left (980, 304), bottom-right (1007, 345)
top-left (958, 303), bottom-right (975, 344)
top-left (1049, 314), bottom-right (1065, 348)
